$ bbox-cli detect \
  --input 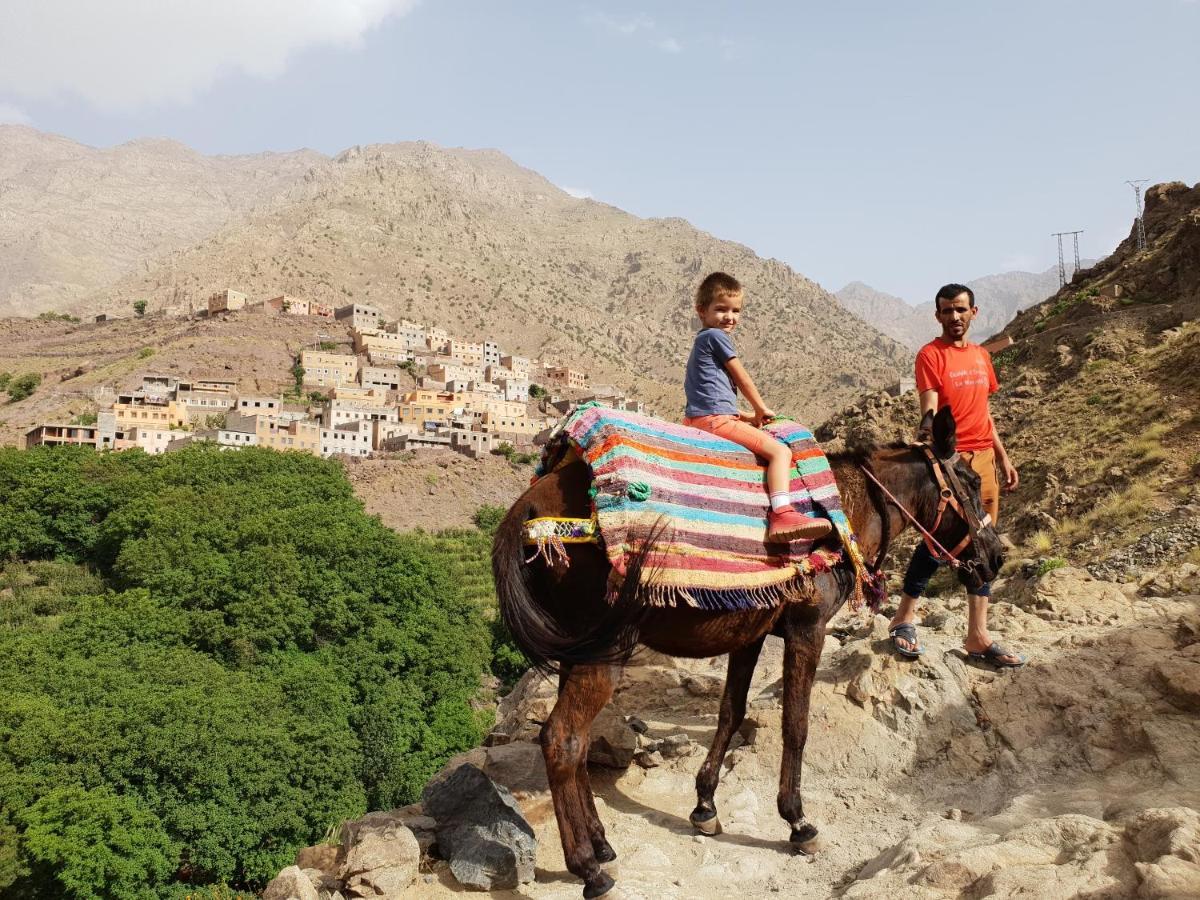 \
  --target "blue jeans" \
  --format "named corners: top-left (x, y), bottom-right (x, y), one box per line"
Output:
top-left (902, 542), bottom-right (991, 598)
